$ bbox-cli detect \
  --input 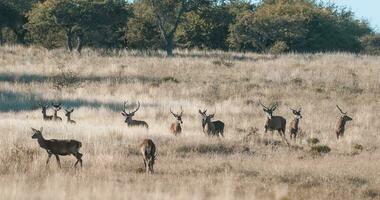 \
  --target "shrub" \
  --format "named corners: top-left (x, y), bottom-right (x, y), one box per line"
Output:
top-left (307, 138), bottom-right (320, 145)
top-left (310, 145), bottom-right (331, 154)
